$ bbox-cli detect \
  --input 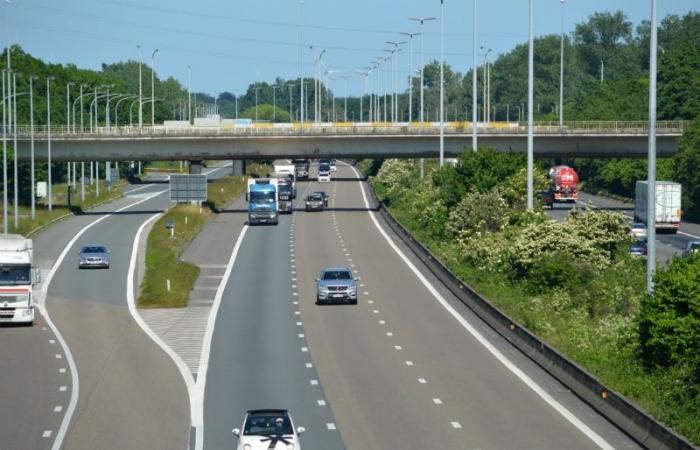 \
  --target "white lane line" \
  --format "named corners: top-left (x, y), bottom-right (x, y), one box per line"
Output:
top-left (298, 333), bottom-right (305, 338)
top-left (317, 400), bottom-right (327, 406)
top-left (301, 347), bottom-right (309, 352)
top-left (433, 398), bottom-right (443, 405)
top-left (679, 230), bottom-right (700, 239)
top-left (394, 345), bottom-right (402, 350)
top-left (49, 339), bottom-right (55, 344)
top-left (42, 431), bottom-right (52, 438)
top-left (405, 361), bottom-right (414, 366)
top-left (379, 320), bottom-right (386, 325)
top-left (58, 368), bottom-right (66, 374)
top-left (55, 354), bottom-right (62, 359)
top-left (194, 225), bottom-right (249, 450)
top-left (306, 363), bottom-right (313, 368)
top-left (386, 332), bottom-right (394, 337)
top-left (310, 379), bottom-right (319, 386)
top-left (296, 321), bottom-right (303, 326)
top-left (326, 423), bottom-right (337, 430)
top-left (451, 421), bottom-right (462, 429)
top-left (349, 163), bottom-right (615, 450)
top-left (59, 386), bottom-right (67, 392)
top-left (53, 406), bottom-right (63, 413)
top-left (418, 378), bottom-right (427, 384)
top-left (123, 183), bottom-right (153, 194)
top-left (38, 188), bottom-right (167, 450)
